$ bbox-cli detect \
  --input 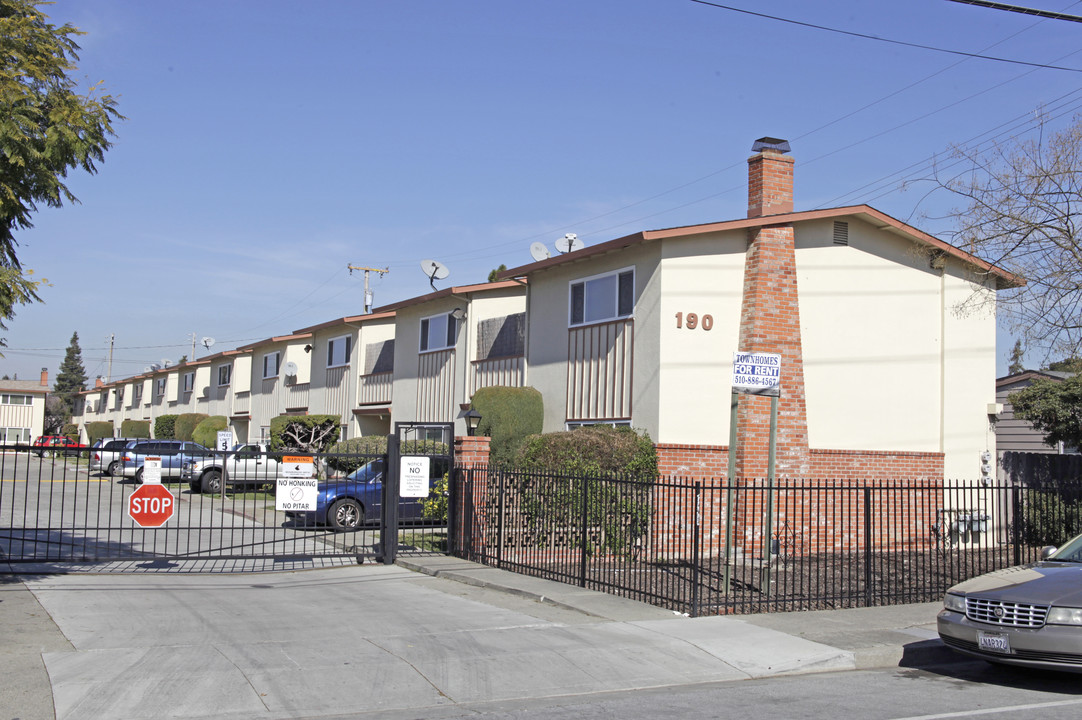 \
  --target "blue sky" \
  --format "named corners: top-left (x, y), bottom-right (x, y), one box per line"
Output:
top-left (3, 0), bottom-right (1081, 383)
